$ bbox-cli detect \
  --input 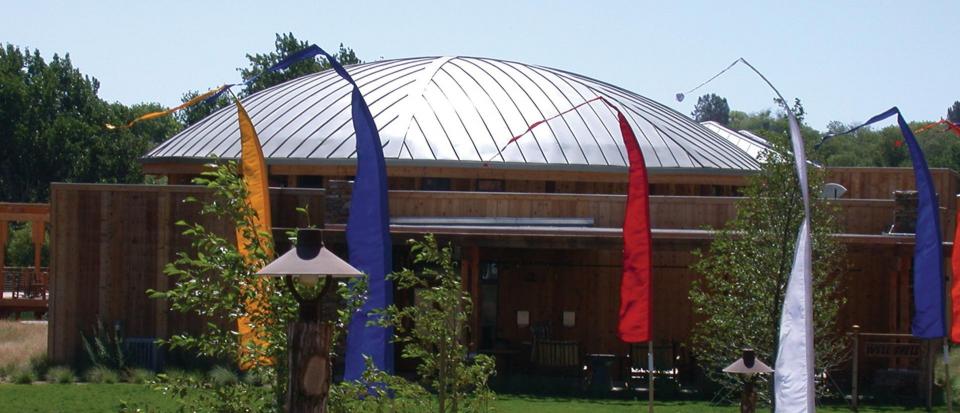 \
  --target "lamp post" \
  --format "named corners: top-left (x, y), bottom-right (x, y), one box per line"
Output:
top-left (258, 228), bottom-right (362, 413)
top-left (722, 348), bottom-right (773, 413)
